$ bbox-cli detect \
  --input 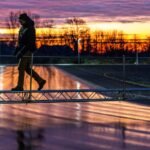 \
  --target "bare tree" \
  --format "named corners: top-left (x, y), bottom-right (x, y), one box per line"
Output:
top-left (39, 19), bottom-right (54, 46)
top-left (65, 17), bottom-right (86, 54)
top-left (6, 11), bottom-right (20, 46)
top-left (147, 37), bottom-right (150, 52)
